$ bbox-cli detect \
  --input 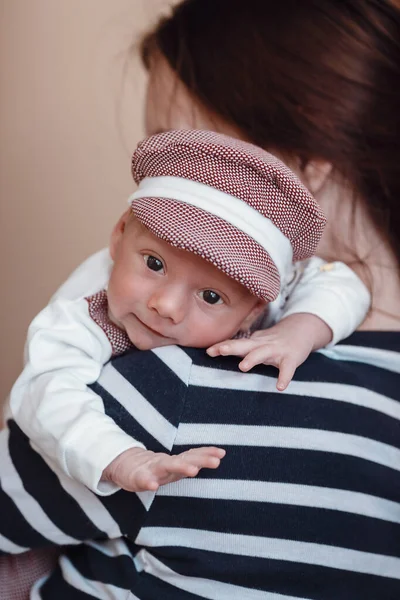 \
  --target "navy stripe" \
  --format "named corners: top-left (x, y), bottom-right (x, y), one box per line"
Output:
top-left (0, 482), bottom-right (50, 550)
top-left (40, 565), bottom-right (96, 599)
top-left (91, 382), bottom-right (167, 454)
top-left (183, 386), bottom-right (400, 448)
top-left (155, 547), bottom-right (400, 600)
top-left (147, 497), bottom-right (400, 555)
top-left (8, 421), bottom-right (106, 542)
top-left (99, 489), bottom-right (147, 541)
top-left (291, 355), bottom-right (400, 400)
top-left (112, 349), bottom-right (188, 426)
top-left (174, 445), bottom-right (400, 504)
top-left (341, 331), bottom-right (400, 351)
top-left (66, 543), bottom-right (139, 589)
